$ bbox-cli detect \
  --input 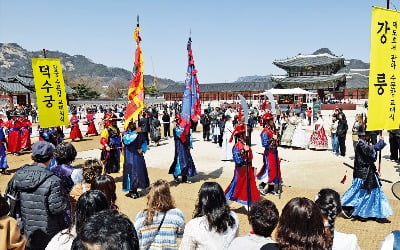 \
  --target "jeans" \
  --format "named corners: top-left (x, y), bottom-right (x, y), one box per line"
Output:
top-left (331, 133), bottom-right (339, 153)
